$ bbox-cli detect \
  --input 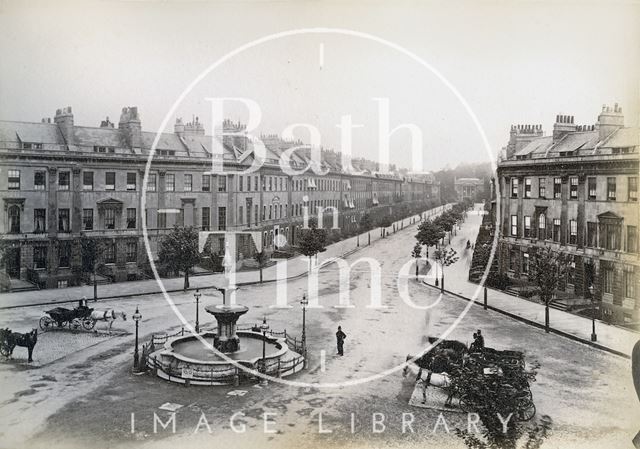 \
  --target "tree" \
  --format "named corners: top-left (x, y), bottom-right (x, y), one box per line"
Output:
top-left (415, 219), bottom-right (445, 258)
top-left (254, 250), bottom-right (268, 283)
top-left (411, 243), bottom-right (422, 279)
top-left (298, 217), bottom-right (327, 269)
top-left (158, 226), bottom-right (201, 291)
top-left (378, 215), bottom-right (393, 238)
top-left (435, 211), bottom-right (457, 243)
top-left (433, 247), bottom-right (459, 292)
top-left (359, 213), bottom-right (373, 232)
top-left (529, 247), bottom-right (567, 333)
top-left (80, 236), bottom-right (104, 301)
top-left (359, 213), bottom-right (373, 245)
